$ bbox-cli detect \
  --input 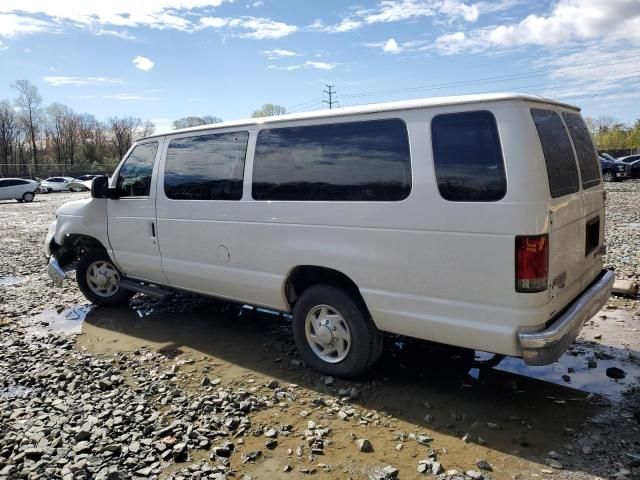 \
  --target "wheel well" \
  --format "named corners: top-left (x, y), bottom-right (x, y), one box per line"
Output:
top-left (56, 234), bottom-right (106, 268)
top-left (285, 266), bottom-right (367, 311)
